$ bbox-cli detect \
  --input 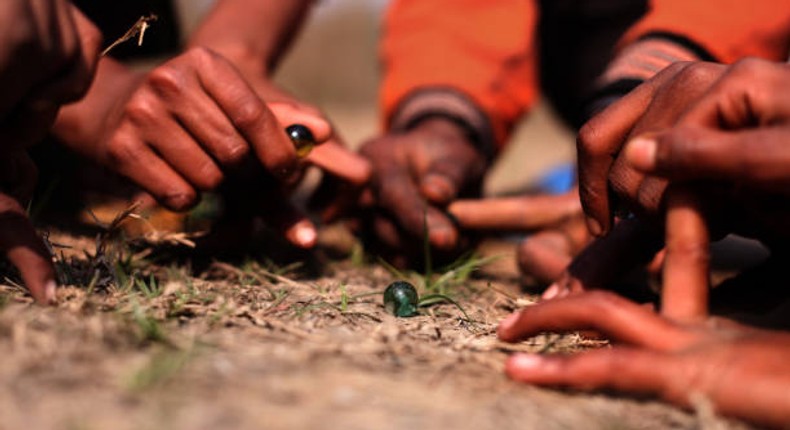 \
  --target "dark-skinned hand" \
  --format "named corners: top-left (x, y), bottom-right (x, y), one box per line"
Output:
top-left (358, 118), bottom-right (487, 266)
top-left (446, 189), bottom-right (586, 284)
top-left (55, 47), bottom-right (370, 249)
top-left (497, 291), bottom-right (790, 429)
top-left (549, 59), bottom-right (790, 322)
top-left (0, 3), bottom-right (101, 304)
